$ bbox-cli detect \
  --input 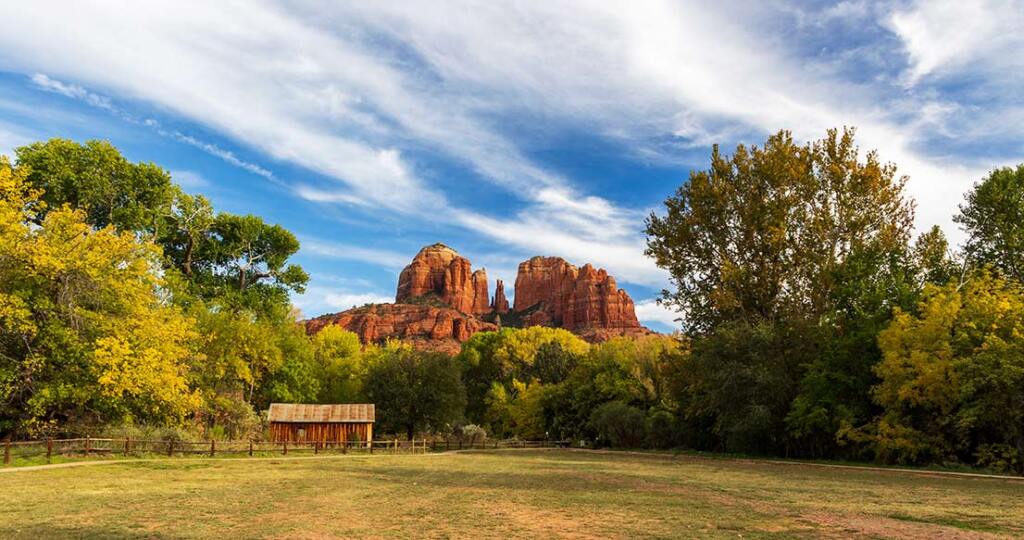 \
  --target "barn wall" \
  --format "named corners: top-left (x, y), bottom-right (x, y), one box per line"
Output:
top-left (269, 422), bottom-right (372, 443)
